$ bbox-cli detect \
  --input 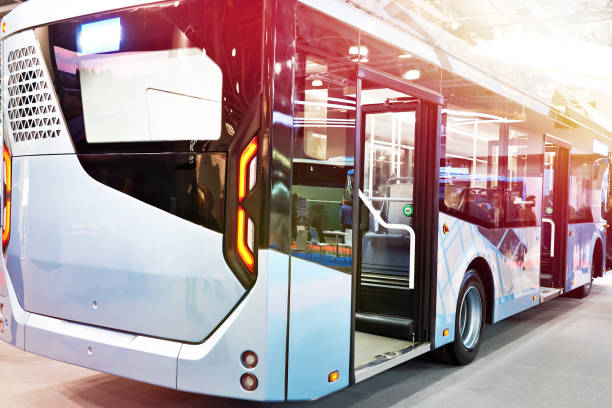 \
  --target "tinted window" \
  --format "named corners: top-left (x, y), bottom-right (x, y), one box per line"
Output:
top-left (80, 153), bottom-right (226, 232)
top-left (440, 111), bottom-right (502, 228)
top-left (569, 155), bottom-right (594, 223)
top-left (505, 128), bottom-right (541, 227)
